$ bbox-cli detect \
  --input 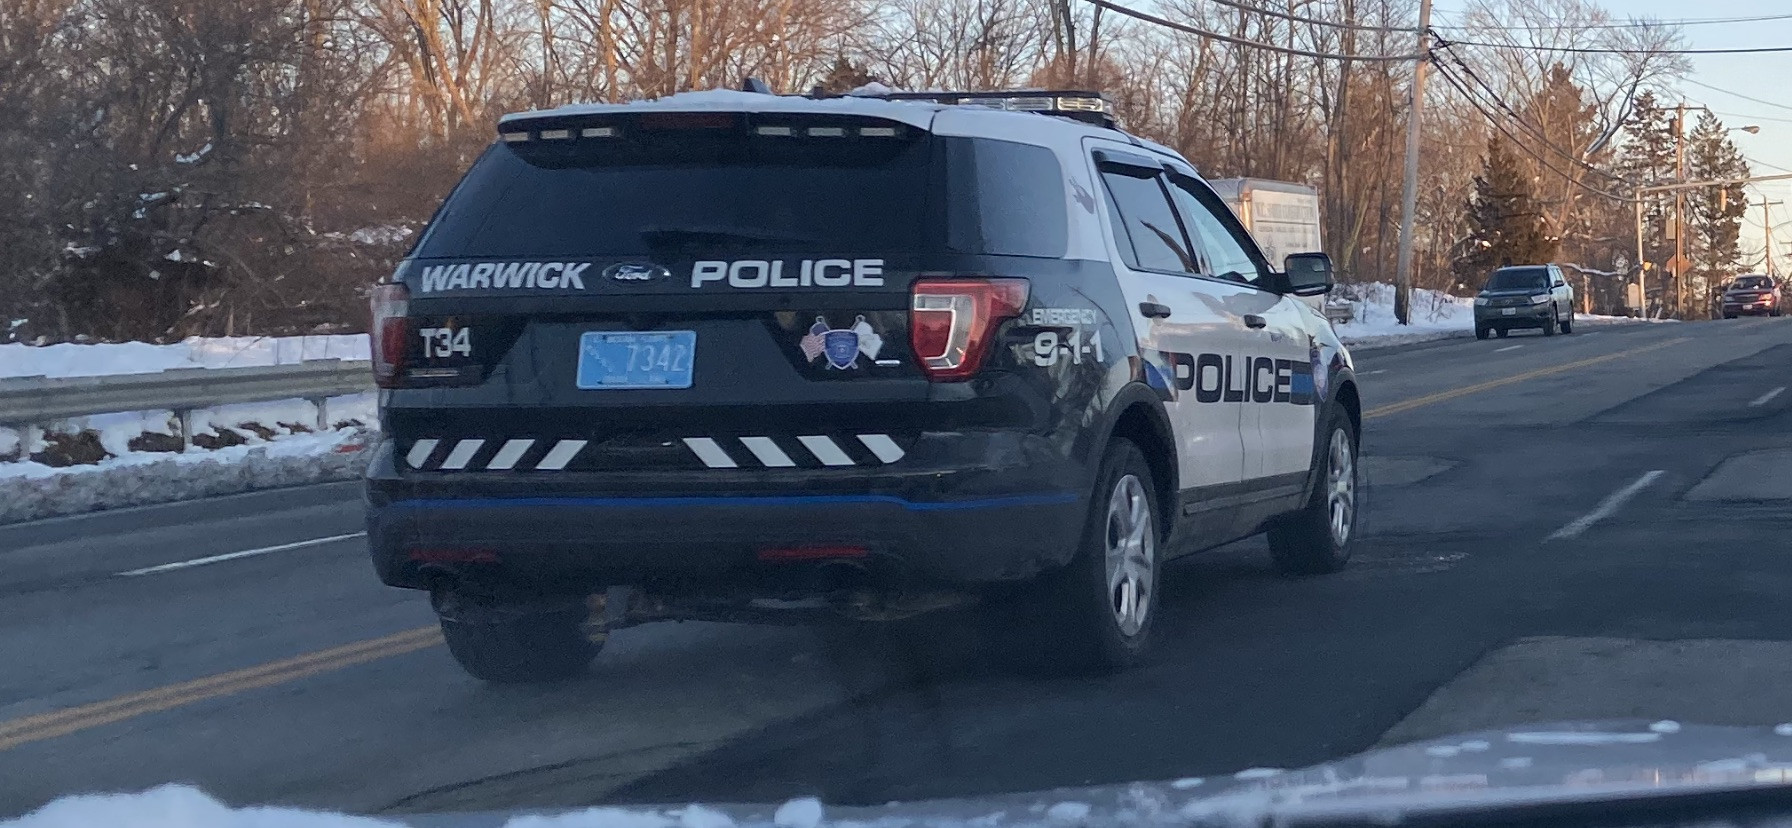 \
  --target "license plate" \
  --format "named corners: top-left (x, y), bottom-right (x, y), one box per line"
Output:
top-left (1502, 308), bottom-right (1516, 316)
top-left (576, 331), bottom-right (695, 390)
